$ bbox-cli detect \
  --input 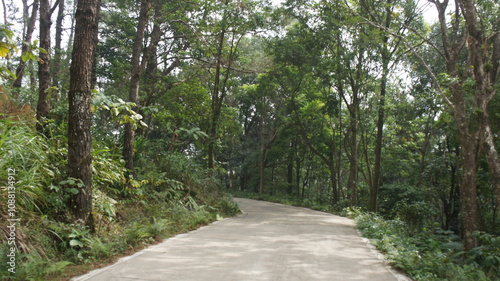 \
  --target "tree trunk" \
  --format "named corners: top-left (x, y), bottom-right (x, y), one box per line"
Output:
top-left (449, 82), bottom-right (485, 251)
top-left (287, 161), bottom-right (293, 194)
top-left (458, 136), bottom-right (483, 249)
top-left (370, 66), bottom-right (386, 212)
top-left (36, 0), bottom-right (52, 135)
top-left (444, 139), bottom-right (460, 232)
top-left (346, 94), bottom-right (359, 206)
top-left (432, 0), bottom-right (495, 251)
top-left (287, 140), bottom-right (294, 195)
top-left (52, 0), bottom-right (65, 89)
top-left (483, 124), bottom-right (500, 214)
top-left (208, 25), bottom-right (226, 170)
top-left (329, 162), bottom-right (339, 204)
top-left (123, 0), bottom-right (151, 176)
top-left (67, 0), bottom-right (100, 228)
top-left (1, 0), bottom-right (6, 24)
top-left (258, 116), bottom-right (265, 194)
top-left (141, 0), bottom-right (162, 108)
top-left (13, 0), bottom-right (39, 91)
top-left (296, 156), bottom-right (301, 199)
top-left (417, 111), bottom-right (436, 186)
top-left (369, 2), bottom-right (392, 212)
top-left (458, 0), bottom-right (497, 249)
